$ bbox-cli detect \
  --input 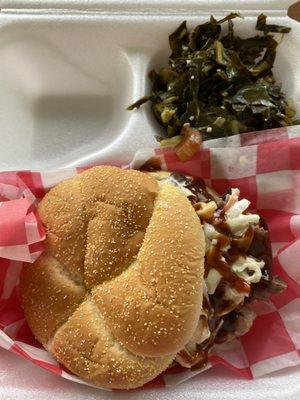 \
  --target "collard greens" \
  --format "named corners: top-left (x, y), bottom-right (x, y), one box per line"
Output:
top-left (128, 14), bottom-right (298, 141)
